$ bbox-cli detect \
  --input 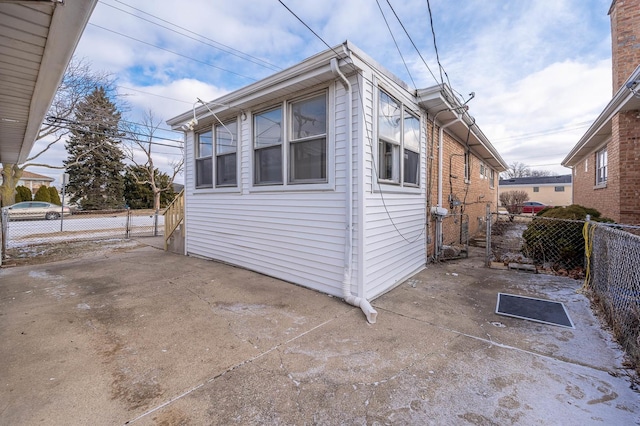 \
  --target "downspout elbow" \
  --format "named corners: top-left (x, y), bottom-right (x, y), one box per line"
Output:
top-left (331, 57), bottom-right (377, 324)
